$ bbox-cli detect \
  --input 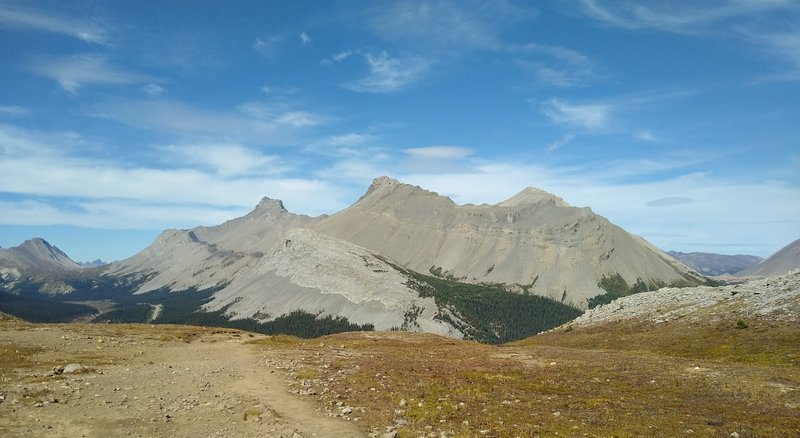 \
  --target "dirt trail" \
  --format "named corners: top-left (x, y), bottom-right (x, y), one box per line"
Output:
top-left (0, 323), bottom-right (365, 438)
